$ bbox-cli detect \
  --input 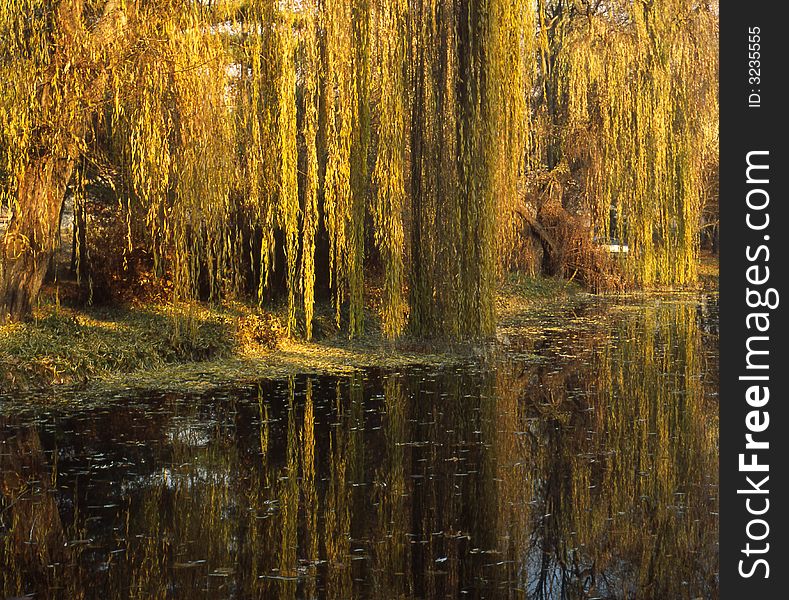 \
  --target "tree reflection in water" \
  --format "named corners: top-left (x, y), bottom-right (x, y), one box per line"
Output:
top-left (0, 295), bottom-right (718, 599)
